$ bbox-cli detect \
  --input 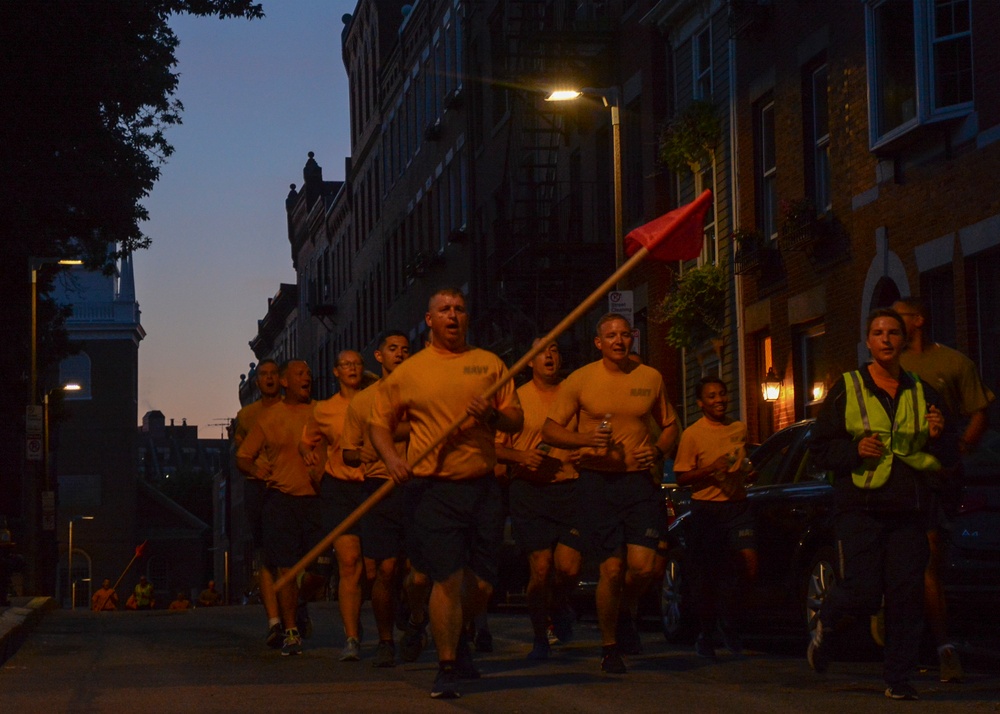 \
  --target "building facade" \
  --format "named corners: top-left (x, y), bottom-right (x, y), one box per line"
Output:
top-left (727, 0), bottom-right (999, 441)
